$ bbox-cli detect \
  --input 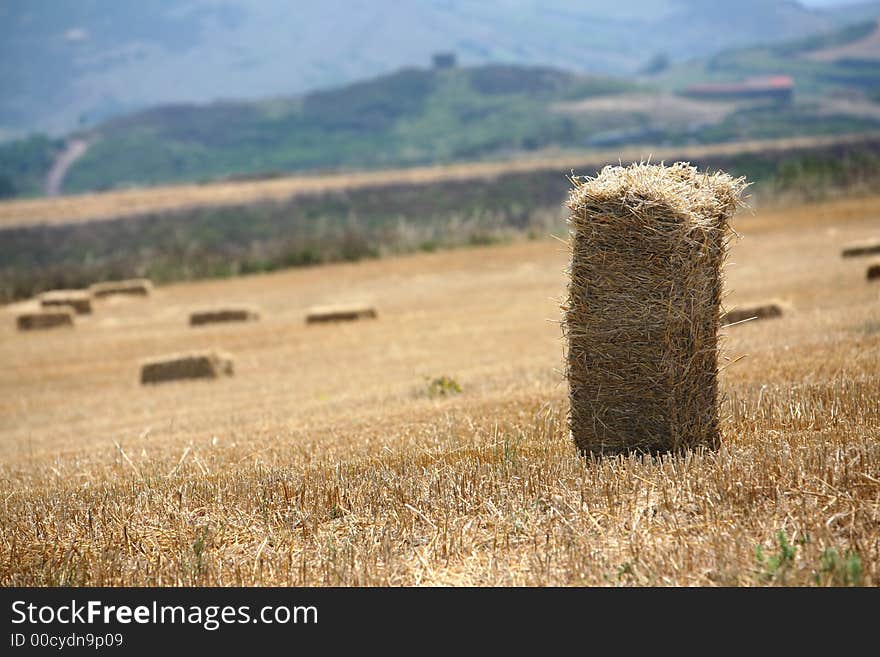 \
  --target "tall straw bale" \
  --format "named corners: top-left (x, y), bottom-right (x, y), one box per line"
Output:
top-left (90, 278), bottom-right (153, 298)
top-left (190, 307), bottom-right (260, 326)
top-left (40, 290), bottom-right (92, 315)
top-left (563, 162), bottom-right (747, 456)
top-left (306, 304), bottom-right (377, 324)
top-left (841, 239), bottom-right (880, 258)
top-left (867, 261), bottom-right (880, 281)
top-left (140, 351), bottom-right (234, 384)
top-left (16, 310), bottom-right (74, 331)
top-left (721, 301), bottom-right (785, 325)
